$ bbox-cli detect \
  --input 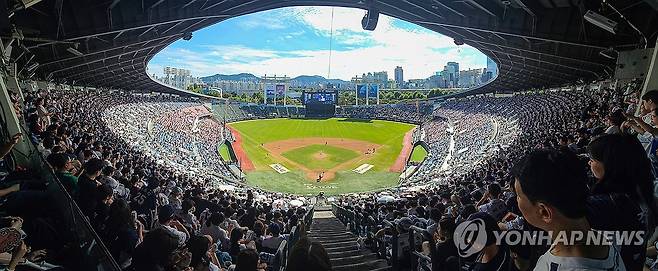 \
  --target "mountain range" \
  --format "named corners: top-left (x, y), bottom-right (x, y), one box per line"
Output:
top-left (200, 73), bottom-right (352, 88)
